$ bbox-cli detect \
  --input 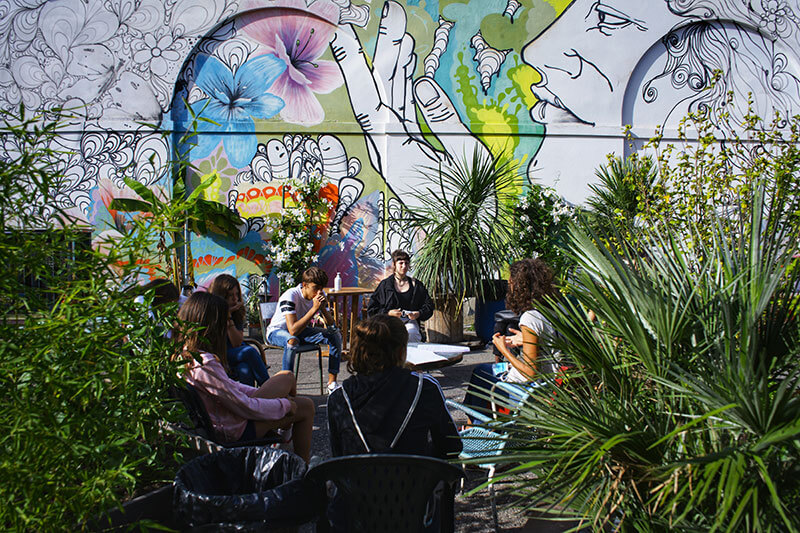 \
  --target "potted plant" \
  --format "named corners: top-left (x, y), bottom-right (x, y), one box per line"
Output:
top-left (401, 148), bottom-right (518, 342)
